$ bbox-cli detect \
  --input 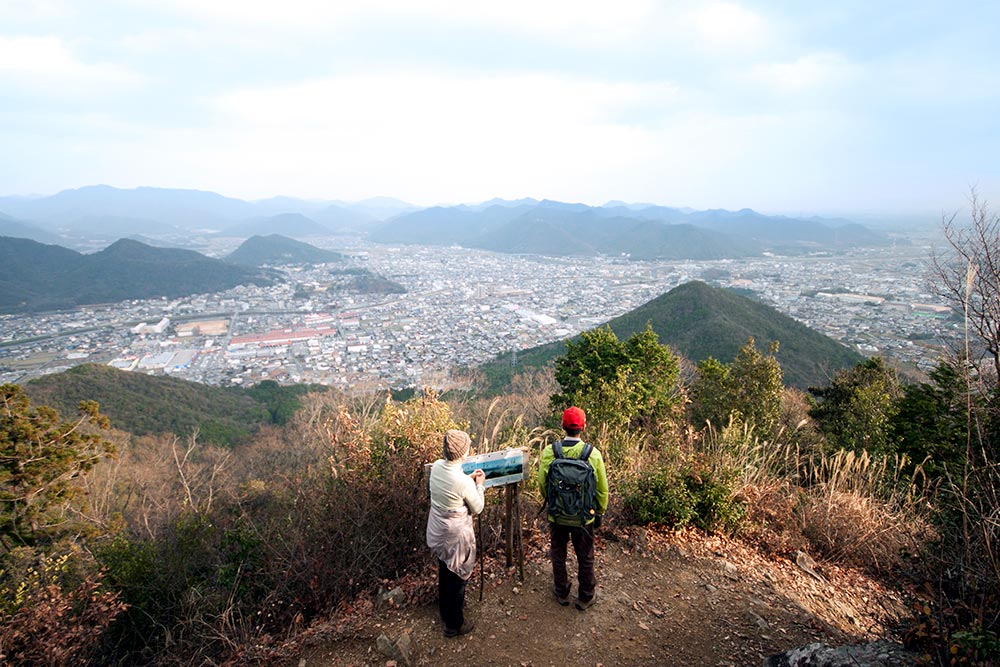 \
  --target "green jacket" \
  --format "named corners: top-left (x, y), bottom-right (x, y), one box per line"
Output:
top-left (538, 438), bottom-right (609, 525)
